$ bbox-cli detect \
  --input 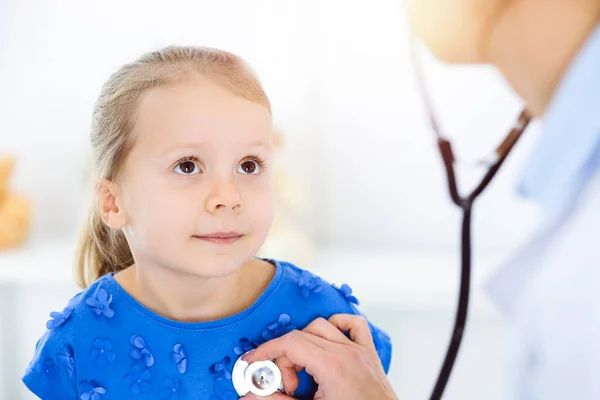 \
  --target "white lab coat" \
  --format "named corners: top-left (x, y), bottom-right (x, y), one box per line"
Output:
top-left (486, 22), bottom-right (600, 400)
